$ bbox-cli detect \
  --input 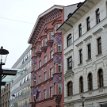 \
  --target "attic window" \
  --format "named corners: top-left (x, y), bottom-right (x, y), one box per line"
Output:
top-left (77, 2), bottom-right (83, 8)
top-left (67, 13), bottom-right (72, 19)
